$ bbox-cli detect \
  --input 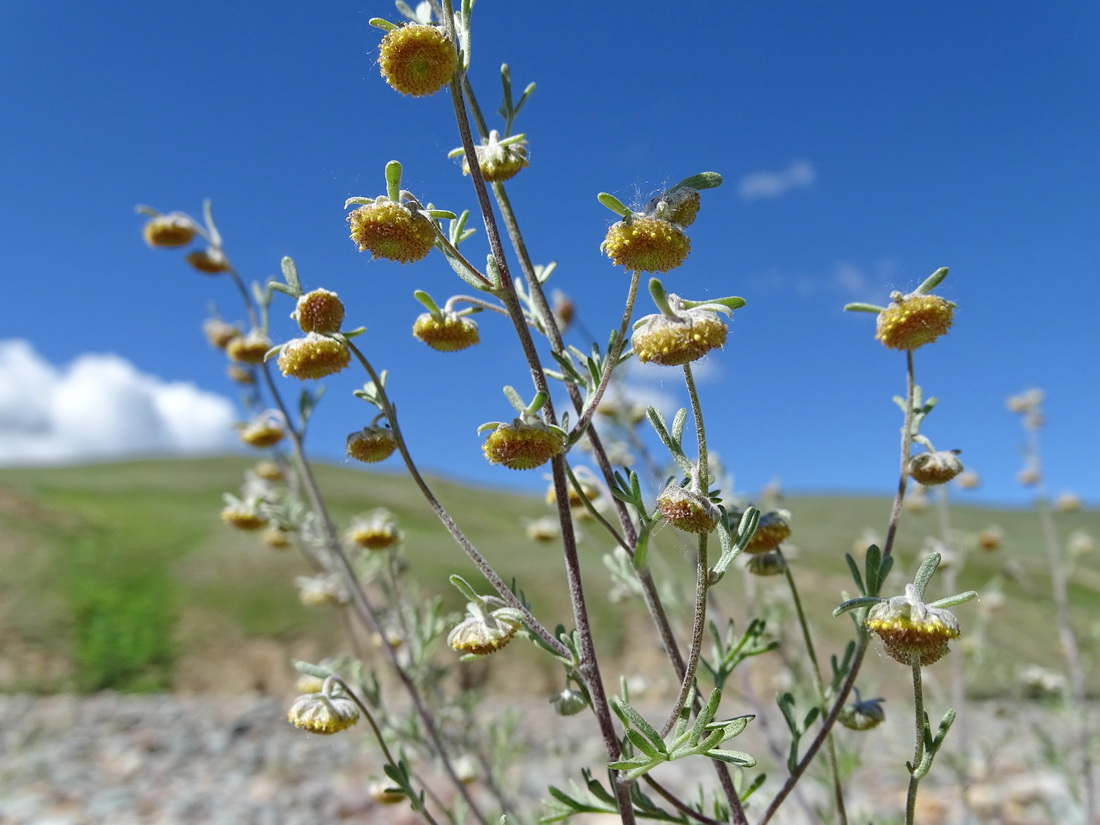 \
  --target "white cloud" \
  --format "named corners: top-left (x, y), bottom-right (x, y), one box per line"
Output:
top-left (0, 339), bottom-right (239, 466)
top-left (738, 160), bottom-right (816, 200)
